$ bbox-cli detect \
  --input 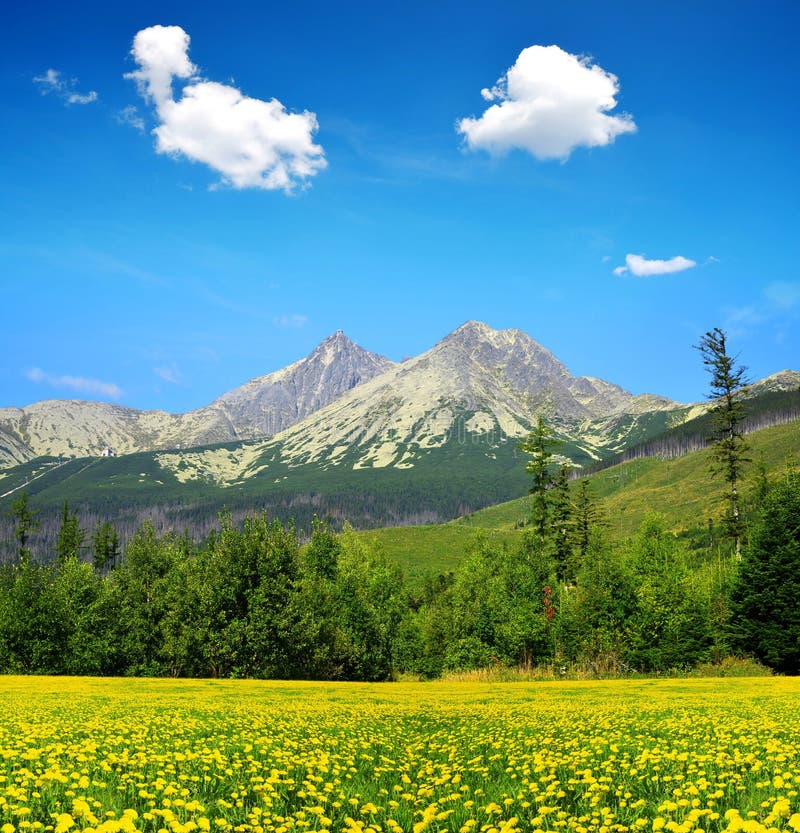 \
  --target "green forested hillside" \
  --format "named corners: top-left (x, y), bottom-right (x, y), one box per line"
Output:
top-left (363, 419), bottom-right (800, 571)
top-left (0, 433), bottom-right (531, 560)
top-left (1, 414), bottom-right (798, 679)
